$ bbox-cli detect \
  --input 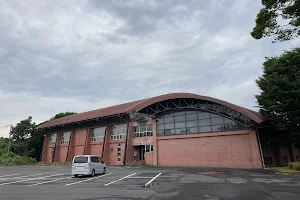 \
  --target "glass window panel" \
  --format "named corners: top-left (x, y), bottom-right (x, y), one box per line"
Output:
top-left (175, 122), bottom-right (185, 129)
top-left (210, 113), bottom-right (221, 118)
top-left (164, 123), bottom-right (174, 129)
top-left (186, 120), bottom-right (198, 128)
top-left (156, 118), bottom-right (164, 124)
top-left (224, 118), bottom-right (235, 124)
top-left (112, 129), bottom-right (122, 135)
top-left (223, 123), bottom-right (238, 131)
top-left (133, 127), bottom-right (139, 133)
top-left (238, 124), bottom-right (246, 130)
top-left (198, 112), bottom-right (210, 119)
top-left (186, 111), bottom-right (197, 114)
top-left (113, 124), bottom-right (122, 129)
top-left (199, 126), bottom-right (211, 133)
top-left (175, 128), bottom-right (186, 135)
top-left (164, 113), bottom-right (174, 117)
top-left (164, 129), bottom-right (175, 135)
top-left (150, 145), bottom-right (153, 152)
top-left (146, 145), bottom-right (150, 152)
top-left (147, 125), bottom-right (152, 131)
top-left (211, 124), bottom-right (225, 132)
top-left (157, 130), bottom-right (164, 136)
top-left (157, 124), bottom-right (164, 131)
top-left (186, 127), bottom-right (199, 134)
top-left (198, 119), bottom-right (211, 126)
top-left (186, 114), bottom-right (197, 121)
top-left (174, 111), bottom-right (185, 116)
top-left (211, 117), bottom-right (224, 125)
top-left (164, 117), bottom-right (174, 123)
top-left (140, 125), bottom-right (146, 132)
top-left (175, 115), bottom-right (185, 122)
